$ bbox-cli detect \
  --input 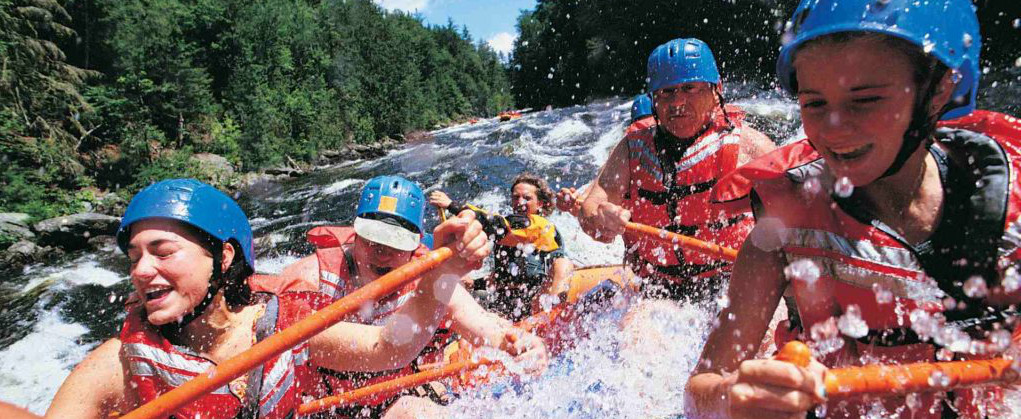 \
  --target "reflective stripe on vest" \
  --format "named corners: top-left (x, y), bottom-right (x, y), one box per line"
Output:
top-left (120, 294), bottom-right (316, 419)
